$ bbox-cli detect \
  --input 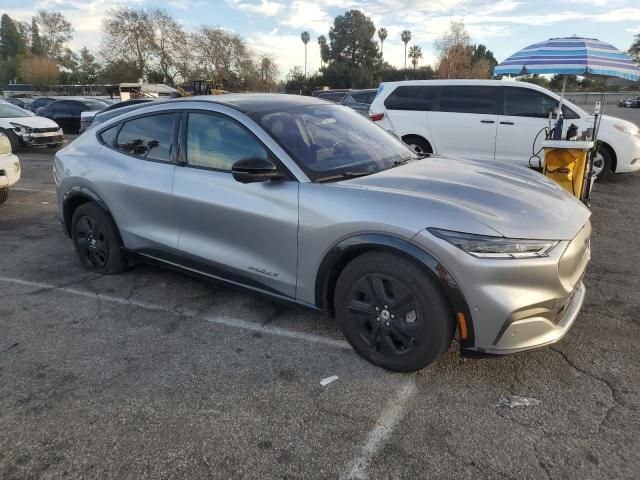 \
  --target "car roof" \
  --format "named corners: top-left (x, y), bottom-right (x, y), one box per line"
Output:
top-left (183, 94), bottom-right (327, 113)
